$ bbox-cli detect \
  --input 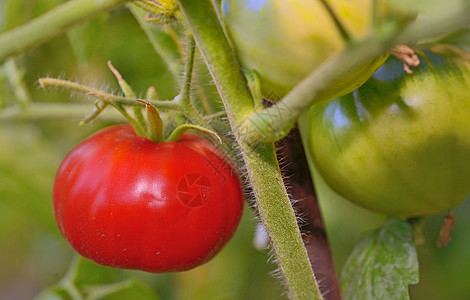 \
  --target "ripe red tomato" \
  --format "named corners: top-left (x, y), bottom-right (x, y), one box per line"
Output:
top-left (53, 125), bottom-right (244, 272)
